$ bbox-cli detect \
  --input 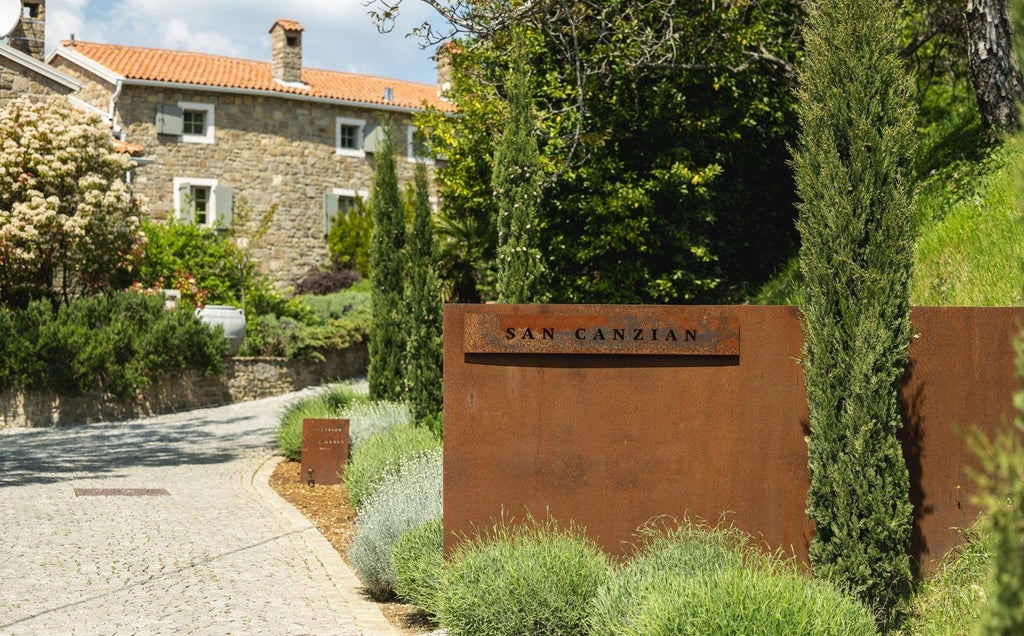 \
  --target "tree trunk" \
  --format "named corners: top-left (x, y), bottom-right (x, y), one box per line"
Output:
top-left (965, 0), bottom-right (1024, 133)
